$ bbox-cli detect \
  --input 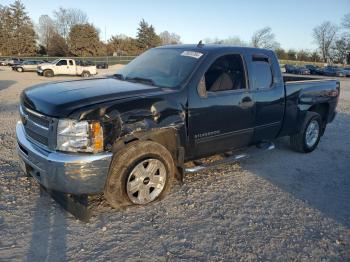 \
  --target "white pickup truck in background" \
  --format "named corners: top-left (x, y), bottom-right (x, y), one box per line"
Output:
top-left (37, 58), bottom-right (97, 77)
